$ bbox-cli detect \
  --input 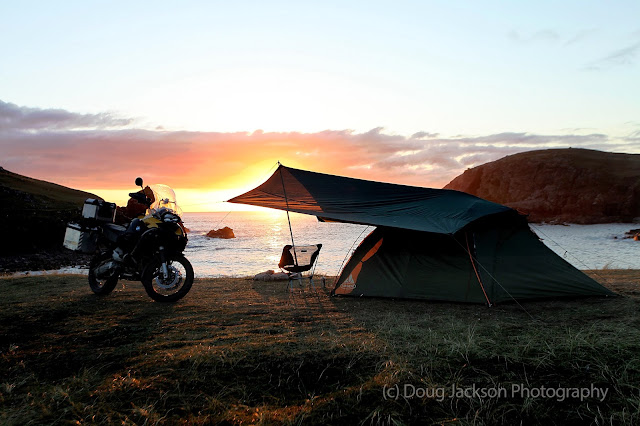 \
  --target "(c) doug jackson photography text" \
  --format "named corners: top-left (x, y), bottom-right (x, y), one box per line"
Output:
top-left (383, 383), bottom-right (609, 402)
